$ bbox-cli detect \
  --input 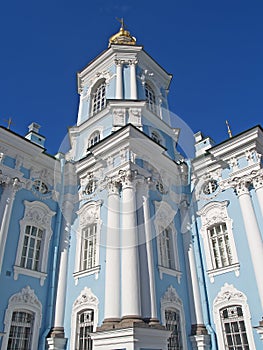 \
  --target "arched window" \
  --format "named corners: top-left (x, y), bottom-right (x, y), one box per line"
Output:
top-left (91, 80), bottom-right (106, 116)
top-left (145, 82), bottom-right (156, 113)
top-left (14, 201), bottom-right (55, 286)
top-left (197, 201), bottom-right (239, 282)
top-left (71, 288), bottom-right (99, 350)
top-left (213, 284), bottom-right (256, 350)
top-left (76, 309), bottom-right (94, 350)
top-left (161, 286), bottom-right (187, 350)
top-left (165, 309), bottom-right (183, 350)
top-left (220, 305), bottom-right (249, 349)
top-left (154, 201), bottom-right (181, 281)
top-left (7, 311), bottom-right (34, 350)
top-left (88, 131), bottom-right (100, 148)
top-left (2, 286), bottom-right (42, 350)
